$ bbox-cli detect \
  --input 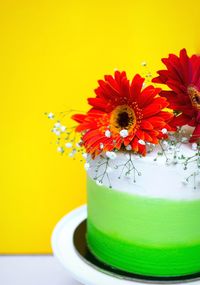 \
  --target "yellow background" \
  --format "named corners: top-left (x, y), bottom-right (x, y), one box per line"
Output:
top-left (0, 0), bottom-right (199, 253)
